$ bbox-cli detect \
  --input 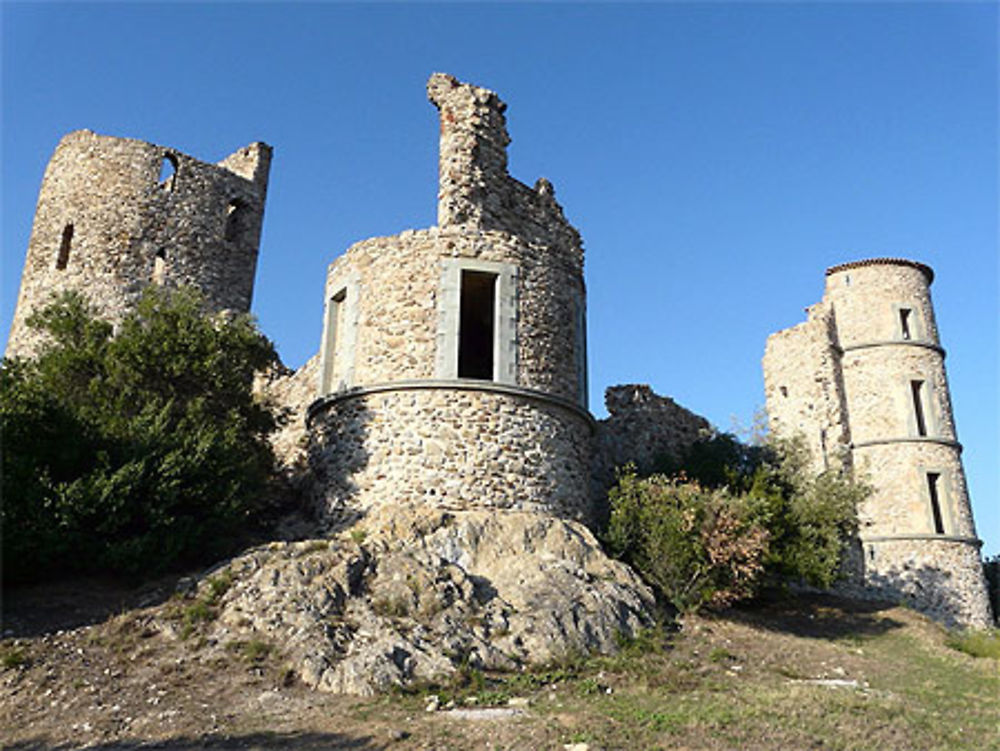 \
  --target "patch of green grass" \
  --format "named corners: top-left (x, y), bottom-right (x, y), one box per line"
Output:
top-left (708, 646), bottom-right (735, 663)
top-left (205, 570), bottom-right (233, 604)
top-left (945, 629), bottom-right (1000, 659)
top-left (226, 639), bottom-right (273, 663)
top-left (0, 645), bottom-right (28, 669)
